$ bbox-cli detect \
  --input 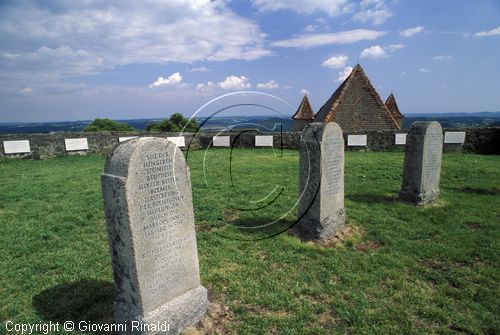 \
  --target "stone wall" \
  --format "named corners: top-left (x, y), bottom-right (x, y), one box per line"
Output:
top-left (0, 132), bottom-right (194, 159)
top-left (1, 127), bottom-right (498, 159)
